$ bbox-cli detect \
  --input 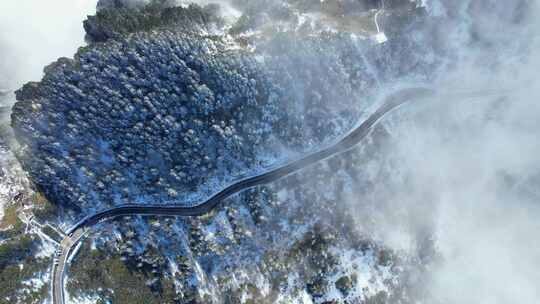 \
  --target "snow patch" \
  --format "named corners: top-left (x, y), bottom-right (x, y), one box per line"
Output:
top-left (35, 236), bottom-right (57, 258)
top-left (69, 294), bottom-right (102, 304)
top-left (371, 32), bottom-right (388, 44)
